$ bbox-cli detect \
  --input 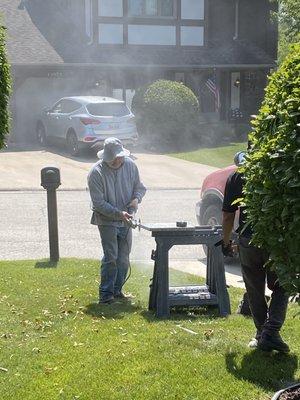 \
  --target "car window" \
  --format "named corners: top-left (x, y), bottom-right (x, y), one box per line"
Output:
top-left (86, 103), bottom-right (130, 117)
top-left (51, 101), bottom-right (63, 113)
top-left (63, 100), bottom-right (81, 113)
top-left (50, 100), bottom-right (81, 114)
